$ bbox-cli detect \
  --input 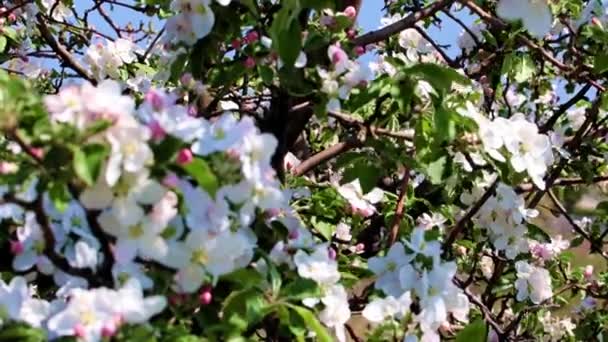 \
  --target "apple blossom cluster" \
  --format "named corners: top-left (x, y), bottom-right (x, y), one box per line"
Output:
top-left (461, 180), bottom-right (539, 259)
top-left (496, 0), bottom-right (552, 39)
top-left (459, 103), bottom-right (554, 189)
top-left (84, 38), bottom-right (140, 81)
top-left (0, 275), bottom-right (166, 341)
top-left (294, 244), bottom-right (351, 342)
top-left (336, 179), bottom-right (384, 217)
top-left (514, 261), bottom-right (553, 304)
top-left (165, 0), bottom-right (231, 45)
top-left (1, 77), bottom-right (381, 340)
top-left (364, 229), bottom-right (470, 340)
top-left (318, 43), bottom-right (372, 112)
